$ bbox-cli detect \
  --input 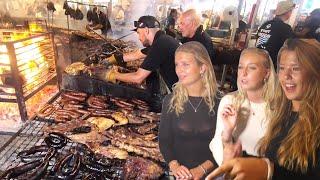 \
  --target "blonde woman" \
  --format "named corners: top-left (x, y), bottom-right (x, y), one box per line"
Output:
top-left (159, 41), bottom-right (220, 180)
top-left (206, 39), bottom-right (320, 180)
top-left (209, 48), bottom-right (276, 166)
